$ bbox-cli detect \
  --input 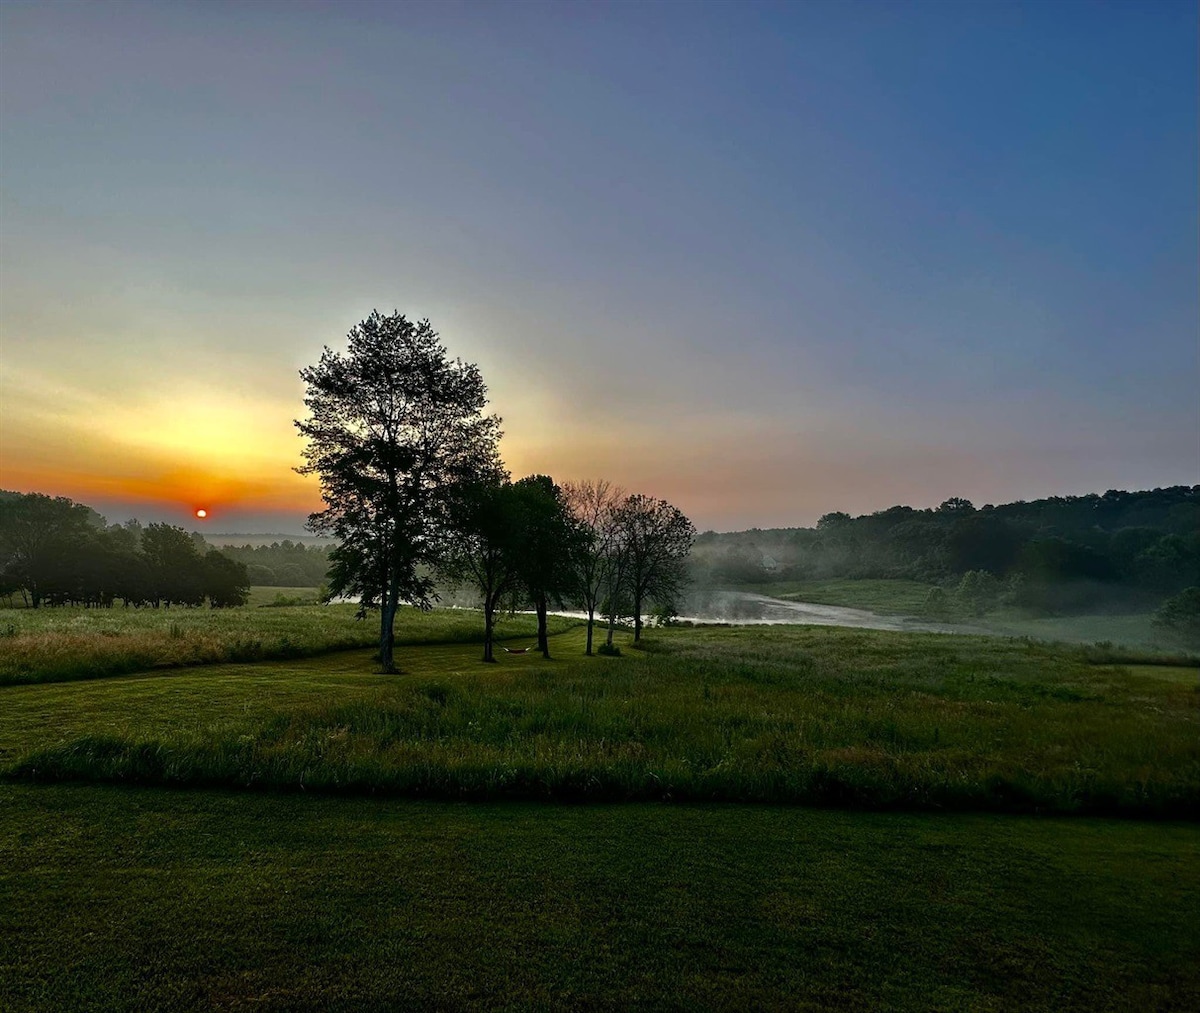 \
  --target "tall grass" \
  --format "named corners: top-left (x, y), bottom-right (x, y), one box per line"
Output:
top-left (0, 604), bottom-right (576, 685)
top-left (7, 625), bottom-right (1198, 816)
